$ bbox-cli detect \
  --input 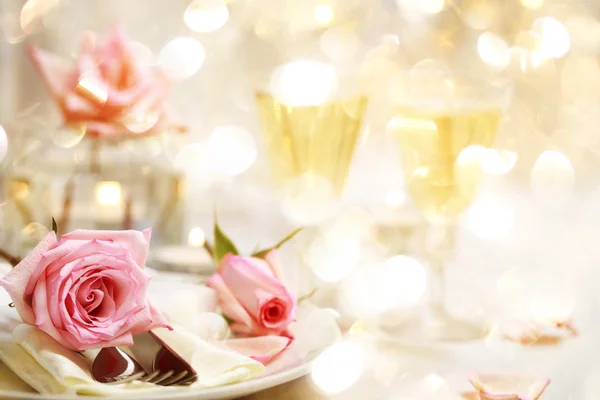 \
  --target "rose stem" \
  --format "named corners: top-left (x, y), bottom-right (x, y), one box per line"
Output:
top-left (90, 140), bottom-right (101, 174)
top-left (123, 196), bottom-right (133, 230)
top-left (203, 241), bottom-right (214, 258)
top-left (58, 177), bottom-right (74, 235)
top-left (0, 248), bottom-right (21, 267)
